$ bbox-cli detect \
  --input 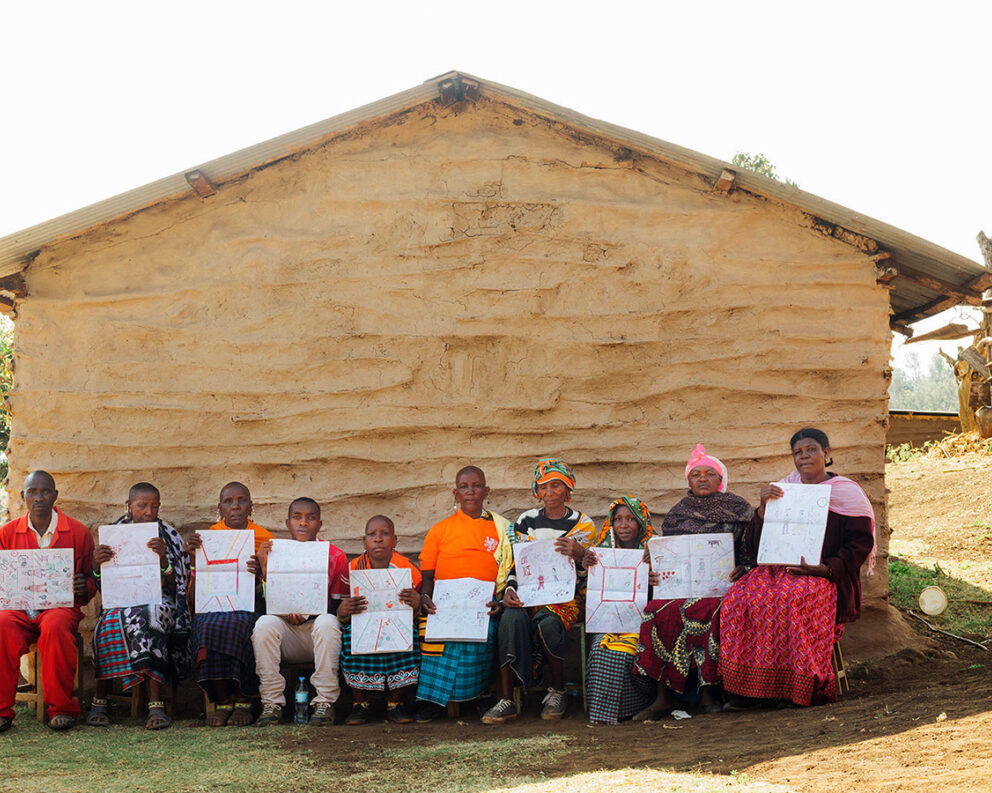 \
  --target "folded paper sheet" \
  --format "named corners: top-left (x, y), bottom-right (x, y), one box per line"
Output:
top-left (425, 577), bottom-right (494, 642)
top-left (757, 483), bottom-right (831, 565)
top-left (98, 523), bottom-right (162, 609)
top-left (195, 530), bottom-right (255, 613)
top-left (350, 567), bottom-right (413, 654)
top-left (513, 540), bottom-right (576, 607)
top-left (585, 548), bottom-right (648, 633)
top-left (265, 539), bottom-right (329, 616)
top-left (0, 548), bottom-right (74, 610)
top-left (648, 533), bottom-right (735, 600)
